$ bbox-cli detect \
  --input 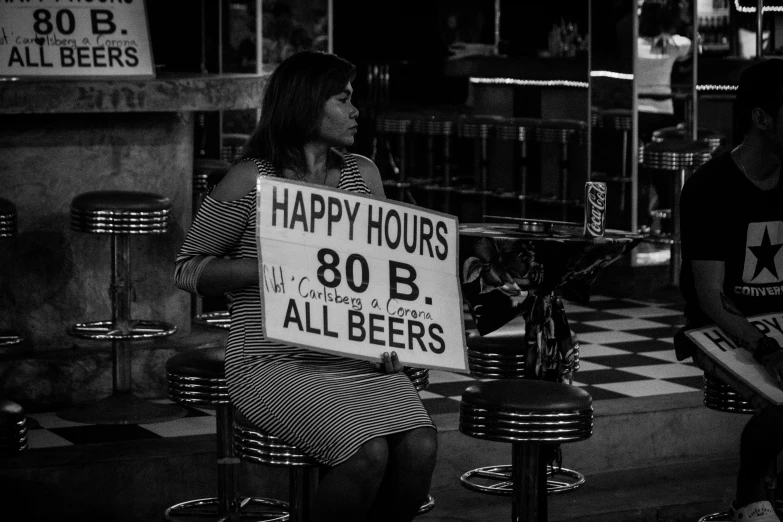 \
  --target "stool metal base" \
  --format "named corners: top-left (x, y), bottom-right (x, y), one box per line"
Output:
top-left (697, 511), bottom-right (731, 522)
top-left (58, 391), bottom-right (187, 425)
top-left (460, 464), bottom-right (585, 495)
top-left (697, 501), bottom-right (783, 522)
top-left (193, 311), bottom-right (231, 330)
top-left (68, 319), bottom-right (177, 340)
top-left (164, 496), bottom-right (289, 522)
top-left (417, 494), bottom-right (435, 515)
top-left (0, 329), bottom-right (24, 347)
